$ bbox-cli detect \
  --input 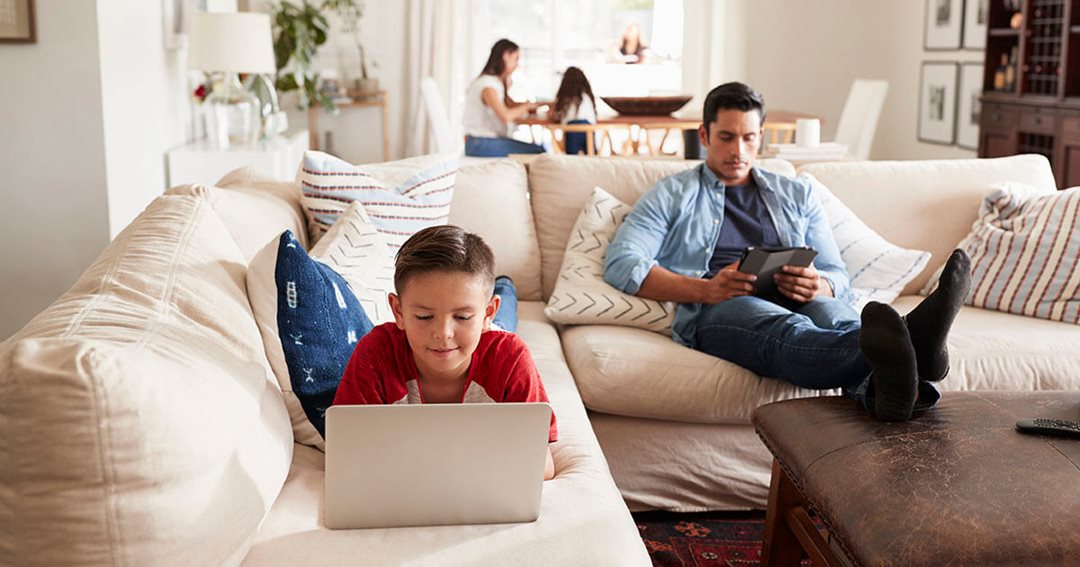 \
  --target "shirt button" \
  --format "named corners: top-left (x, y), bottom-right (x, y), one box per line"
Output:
top-left (714, 219), bottom-right (720, 224)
